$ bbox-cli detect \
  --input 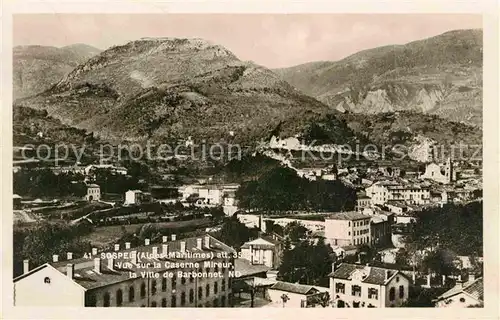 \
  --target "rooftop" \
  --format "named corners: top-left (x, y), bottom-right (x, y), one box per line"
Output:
top-left (15, 234), bottom-right (235, 290)
top-left (326, 211), bottom-right (370, 221)
top-left (270, 281), bottom-right (318, 295)
top-left (437, 277), bottom-right (483, 302)
top-left (329, 263), bottom-right (406, 286)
